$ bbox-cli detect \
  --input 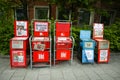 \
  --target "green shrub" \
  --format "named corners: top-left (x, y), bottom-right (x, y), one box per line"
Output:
top-left (104, 20), bottom-right (120, 52)
top-left (0, 19), bottom-right (14, 55)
